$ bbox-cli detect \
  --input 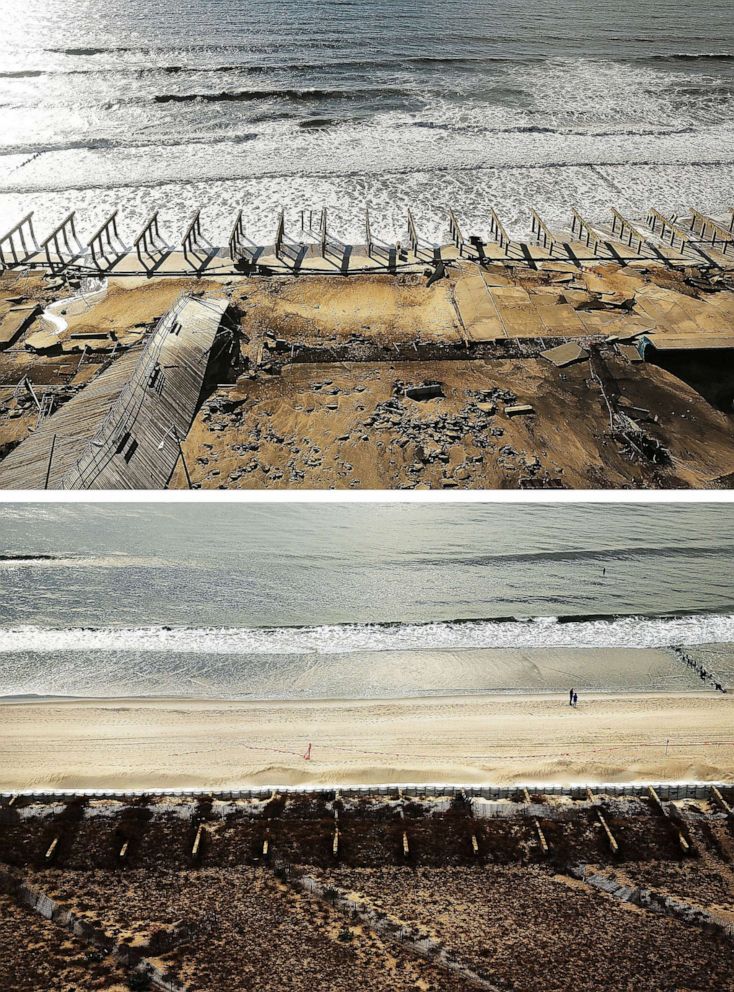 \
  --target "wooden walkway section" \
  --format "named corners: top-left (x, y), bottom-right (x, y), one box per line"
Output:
top-left (0, 295), bottom-right (229, 490)
top-left (0, 350), bottom-right (141, 489)
top-left (63, 295), bottom-right (228, 489)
